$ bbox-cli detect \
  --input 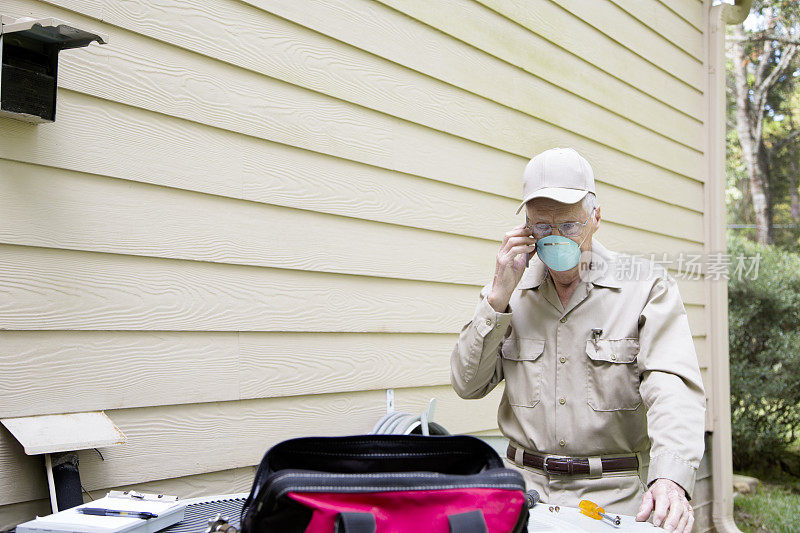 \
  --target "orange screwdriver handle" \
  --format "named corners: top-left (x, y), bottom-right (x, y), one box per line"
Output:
top-left (579, 500), bottom-right (622, 527)
top-left (578, 500), bottom-right (605, 520)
